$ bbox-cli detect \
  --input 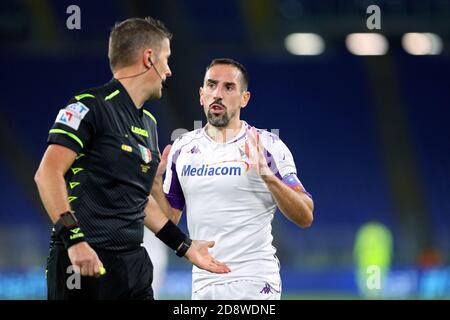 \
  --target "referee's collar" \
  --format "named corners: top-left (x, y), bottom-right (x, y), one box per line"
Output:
top-left (109, 78), bottom-right (145, 117)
